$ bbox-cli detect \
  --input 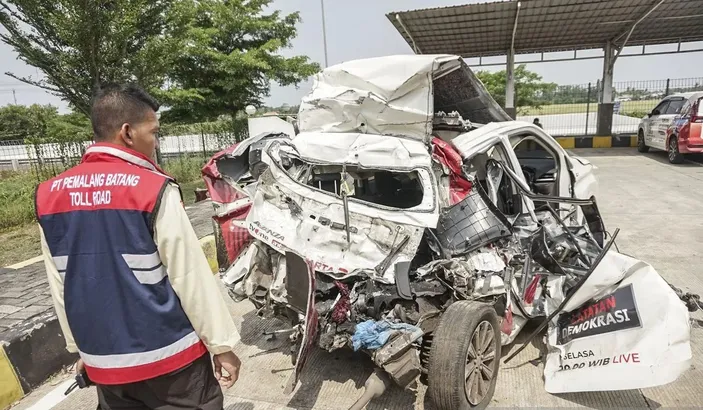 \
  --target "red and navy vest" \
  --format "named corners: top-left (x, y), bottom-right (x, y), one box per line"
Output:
top-left (35, 143), bottom-right (207, 385)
